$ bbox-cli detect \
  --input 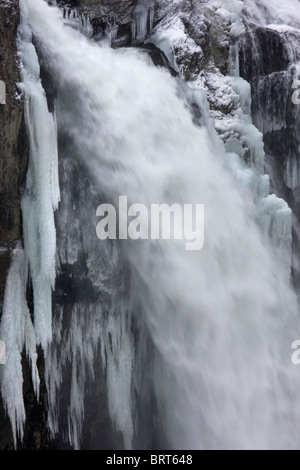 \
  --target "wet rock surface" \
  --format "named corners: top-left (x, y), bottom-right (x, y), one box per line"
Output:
top-left (239, 23), bottom-right (300, 284)
top-left (0, 0), bottom-right (28, 308)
